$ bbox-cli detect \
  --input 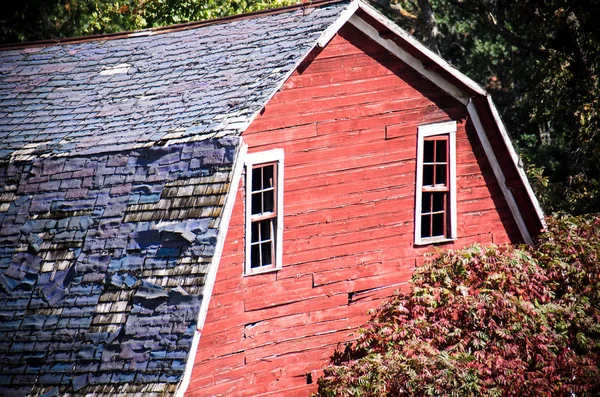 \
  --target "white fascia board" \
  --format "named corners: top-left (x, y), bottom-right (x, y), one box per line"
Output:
top-left (467, 101), bottom-right (533, 244)
top-left (317, 0), bottom-right (359, 47)
top-left (175, 142), bottom-right (248, 397)
top-left (348, 15), bottom-right (470, 105)
top-left (239, 0), bottom-right (360, 135)
top-left (485, 96), bottom-right (546, 227)
top-left (356, 0), bottom-right (486, 97)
